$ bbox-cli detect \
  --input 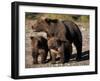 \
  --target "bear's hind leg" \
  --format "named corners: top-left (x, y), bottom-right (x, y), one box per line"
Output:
top-left (74, 40), bottom-right (82, 61)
